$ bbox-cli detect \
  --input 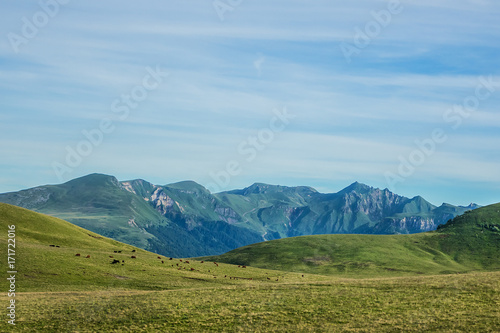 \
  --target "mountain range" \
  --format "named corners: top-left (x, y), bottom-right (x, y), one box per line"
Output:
top-left (0, 173), bottom-right (479, 257)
